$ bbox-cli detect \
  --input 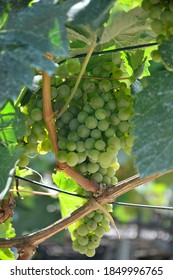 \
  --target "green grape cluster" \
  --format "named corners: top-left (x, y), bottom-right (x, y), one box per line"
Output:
top-left (17, 84), bottom-right (52, 168)
top-left (53, 58), bottom-right (134, 257)
top-left (72, 204), bottom-right (112, 257)
top-left (142, 0), bottom-right (173, 62)
top-left (55, 60), bottom-right (134, 186)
